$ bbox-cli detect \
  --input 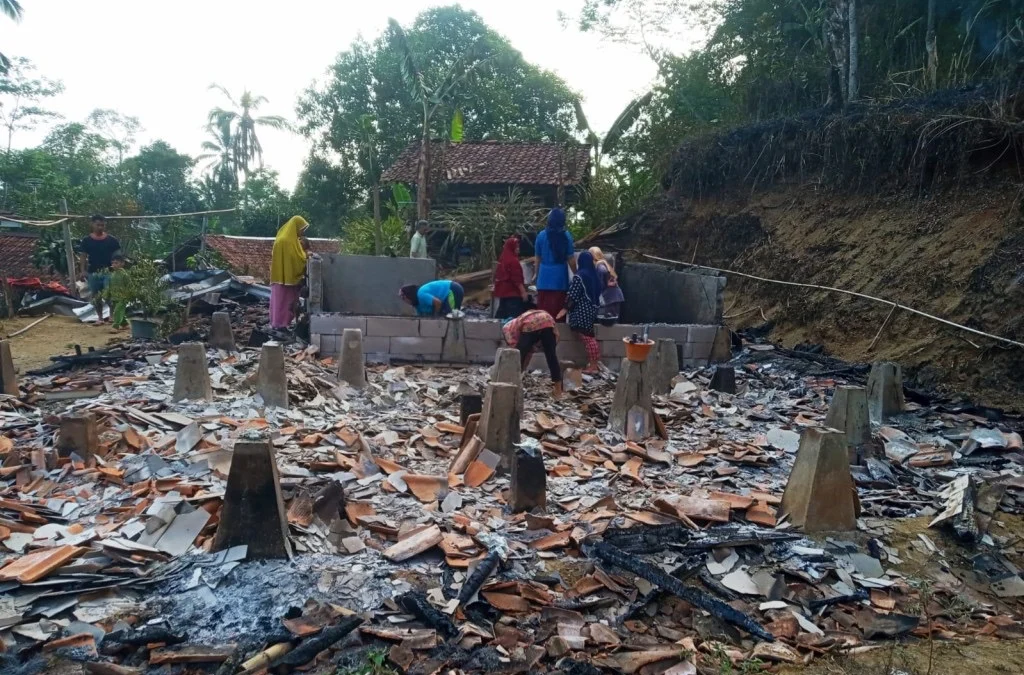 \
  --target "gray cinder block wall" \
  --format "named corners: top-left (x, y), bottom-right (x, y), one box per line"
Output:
top-left (311, 314), bottom-right (719, 369)
top-left (618, 262), bottom-right (725, 325)
top-left (317, 254), bottom-right (436, 315)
